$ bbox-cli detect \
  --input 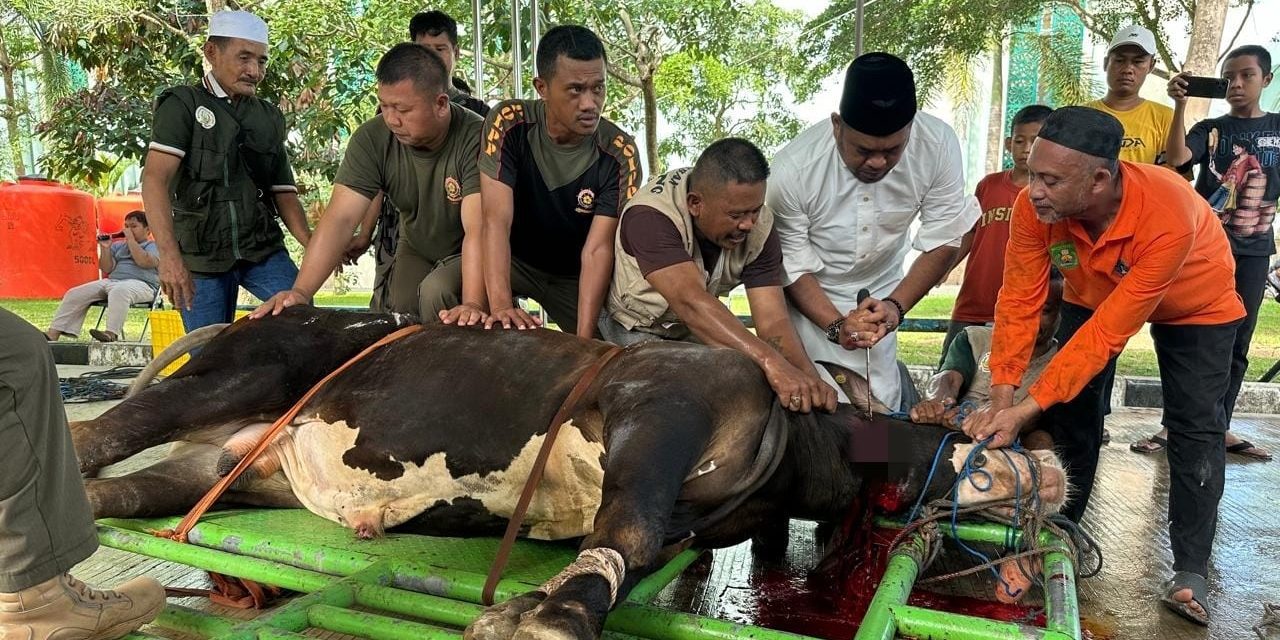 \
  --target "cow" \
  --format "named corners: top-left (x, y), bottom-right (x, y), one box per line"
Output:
top-left (71, 306), bottom-right (1066, 640)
